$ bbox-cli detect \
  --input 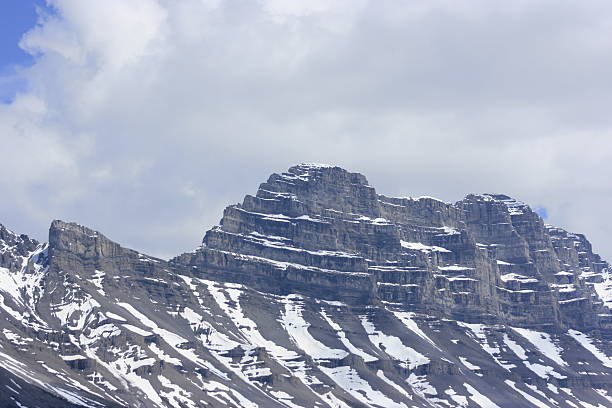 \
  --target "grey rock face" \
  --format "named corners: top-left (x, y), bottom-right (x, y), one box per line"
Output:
top-left (1, 224), bottom-right (39, 271)
top-left (177, 165), bottom-right (609, 332)
top-left (0, 164), bottom-right (611, 408)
